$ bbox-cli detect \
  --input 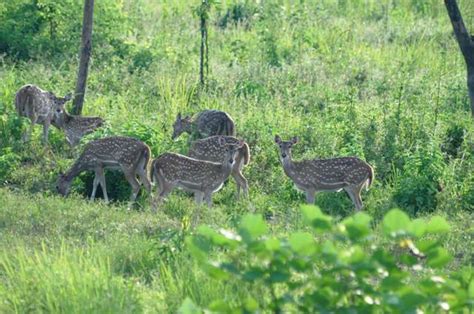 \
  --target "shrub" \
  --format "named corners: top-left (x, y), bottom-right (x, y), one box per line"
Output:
top-left (393, 144), bottom-right (446, 214)
top-left (183, 206), bottom-right (474, 312)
